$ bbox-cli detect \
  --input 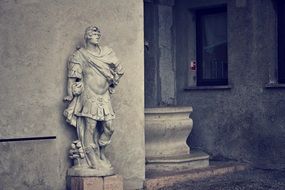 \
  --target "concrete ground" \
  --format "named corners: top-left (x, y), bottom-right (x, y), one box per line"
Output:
top-left (159, 168), bottom-right (285, 190)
